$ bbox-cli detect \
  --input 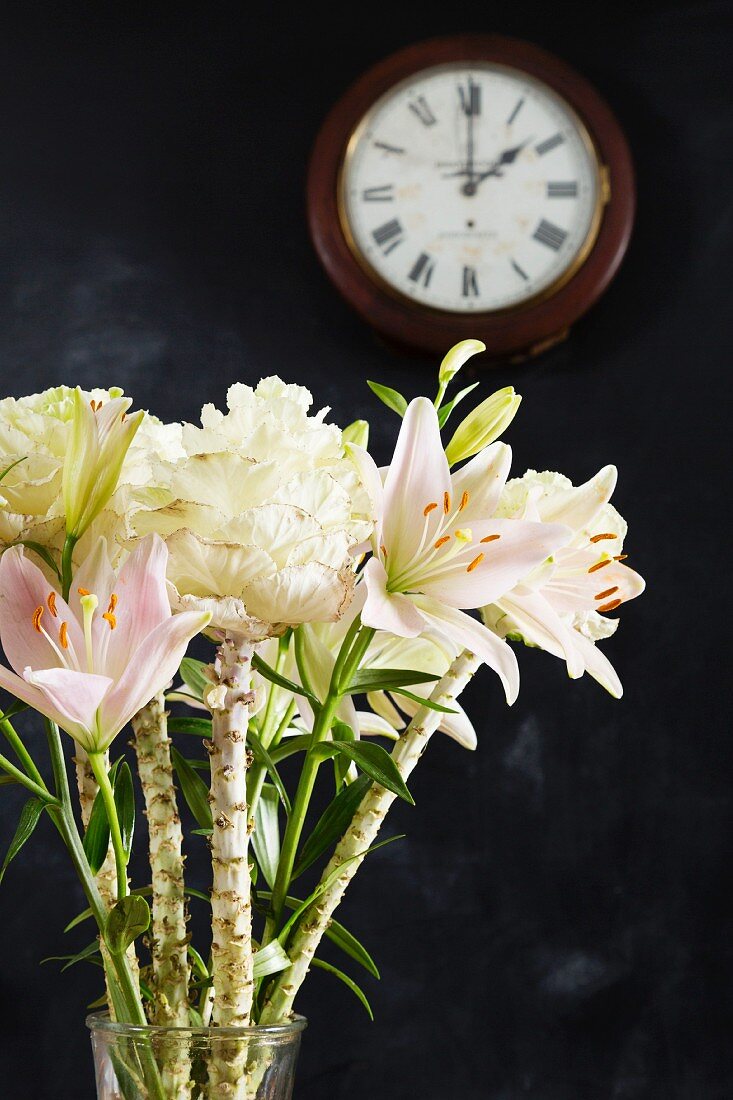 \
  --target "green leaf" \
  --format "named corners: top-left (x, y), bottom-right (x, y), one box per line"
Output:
top-left (171, 746), bottom-right (213, 831)
top-left (252, 784), bottom-right (280, 890)
top-left (366, 380), bottom-right (408, 417)
top-left (269, 734), bottom-right (312, 764)
top-left (248, 730), bottom-right (291, 814)
top-left (42, 939), bottom-right (101, 971)
top-left (390, 686), bottom-right (457, 714)
top-left (253, 939), bottom-right (290, 980)
top-left (313, 741), bottom-right (414, 805)
top-left (252, 654), bottom-right (320, 711)
top-left (105, 895), bottom-right (151, 955)
top-left (0, 776), bottom-right (18, 787)
top-left (437, 381), bottom-right (480, 428)
top-left (188, 945), bottom-right (209, 981)
top-left (83, 782), bottom-right (112, 876)
top-left (167, 716), bottom-right (212, 737)
top-left (0, 699), bottom-right (29, 721)
top-left (345, 668), bottom-right (440, 695)
top-left (114, 762), bottom-right (135, 863)
top-left (179, 657), bottom-right (209, 701)
top-left (0, 798), bottom-right (44, 884)
top-left (16, 541), bottom-right (61, 580)
top-left (310, 958), bottom-right (374, 1019)
top-left (0, 456), bottom-right (26, 483)
top-left (256, 890), bottom-right (379, 979)
top-left (293, 774), bottom-right (372, 880)
top-left (331, 719), bottom-right (356, 788)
